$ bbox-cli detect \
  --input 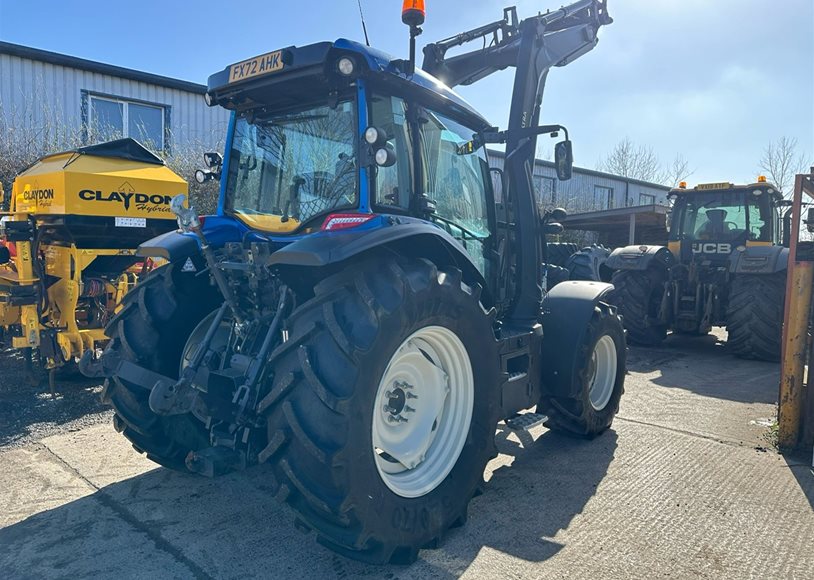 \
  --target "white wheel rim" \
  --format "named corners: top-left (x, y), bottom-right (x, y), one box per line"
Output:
top-left (372, 325), bottom-right (474, 498)
top-left (588, 334), bottom-right (617, 411)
